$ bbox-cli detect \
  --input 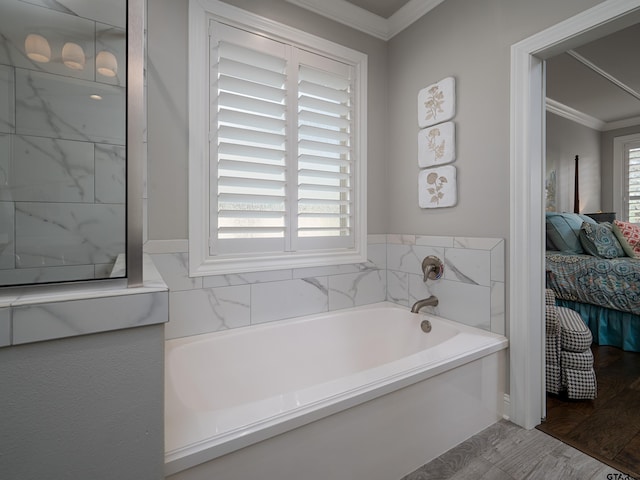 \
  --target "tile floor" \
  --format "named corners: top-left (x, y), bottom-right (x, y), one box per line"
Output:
top-left (401, 419), bottom-right (632, 480)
